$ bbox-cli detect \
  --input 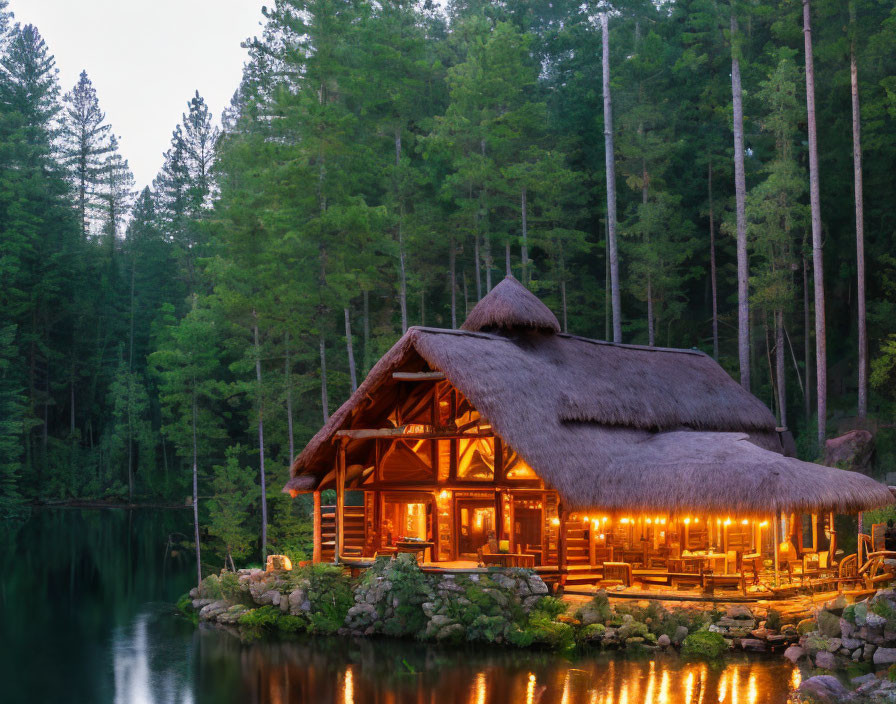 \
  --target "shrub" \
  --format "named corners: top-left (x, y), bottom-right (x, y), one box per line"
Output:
top-left (199, 574), bottom-right (224, 599)
top-left (577, 623), bottom-right (606, 645)
top-left (533, 596), bottom-right (568, 619)
top-left (577, 591), bottom-right (612, 625)
top-left (765, 609), bottom-right (782, 632)
top-left (526, 610), bottom-right (576, 651)
top-left (681, 630), bottom-right (728, 660)
top-left (219, 571), bottom-right (243, 600)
